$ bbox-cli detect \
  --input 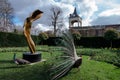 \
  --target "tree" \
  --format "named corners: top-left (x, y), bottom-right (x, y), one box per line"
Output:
top-left (38, 32), bottom-right (48, 45)
top-left (44, 30), bottom-right (54, 37)
top-left (72, 31), bottom-right (81, 40)
top-left (104, 29), bottom-right (118, 48)
top-left (49, 5), bottom-right (63, 36)
top-left (70, 29), bottom-right (81, 40)
top-left (0, 0), bottom-right (14, 32)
